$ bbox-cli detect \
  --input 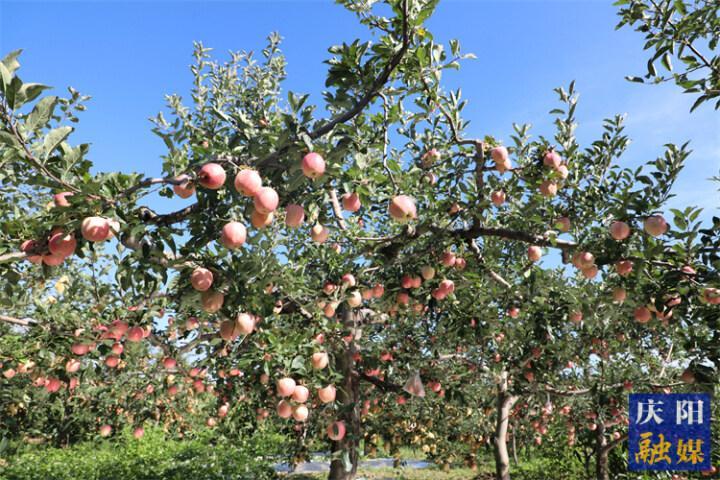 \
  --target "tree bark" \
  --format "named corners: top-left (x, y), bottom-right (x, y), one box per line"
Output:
top-left (511, 422), bottom-right (519, 466)
top-left (493, 371), bottom-right (518, 480)
top-left (595, 421), bottom-right (609, 480)
top-left (328, 309), bottom-right (361, 480)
